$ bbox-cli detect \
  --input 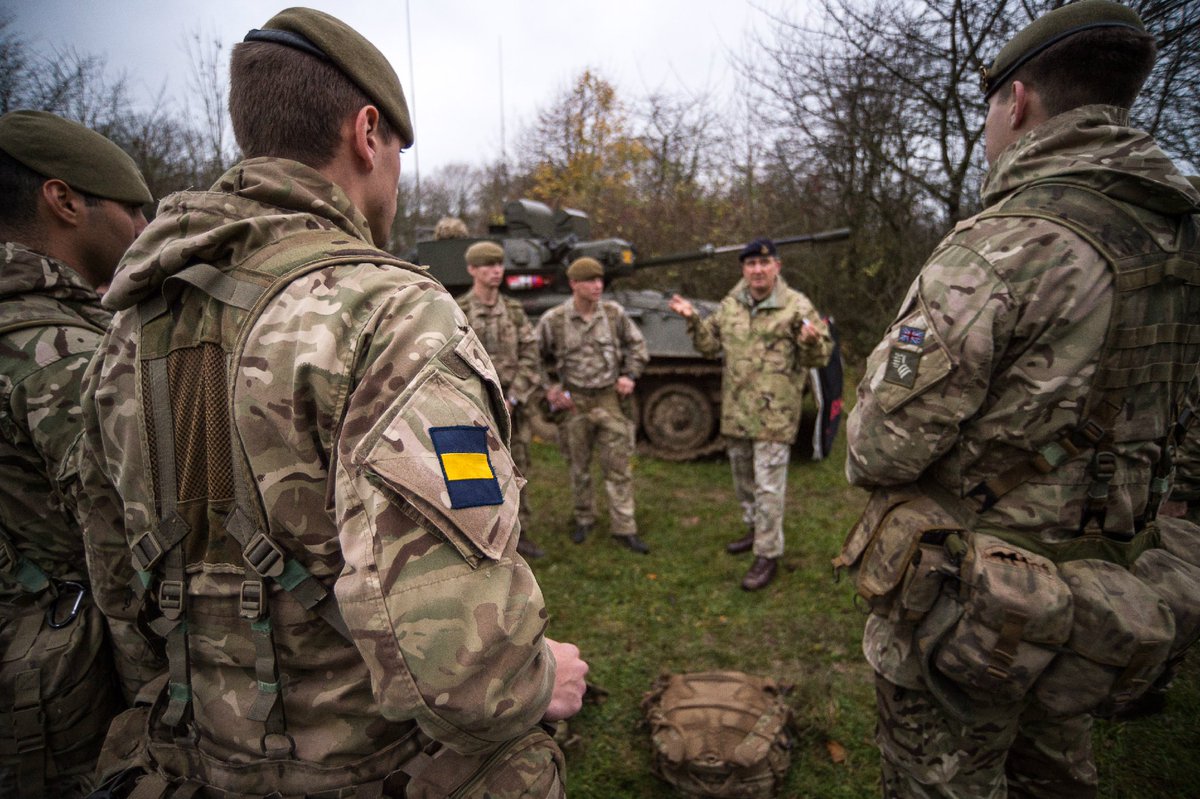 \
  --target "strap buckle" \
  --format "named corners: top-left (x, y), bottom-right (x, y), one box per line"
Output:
top-left (130, 530), bottom-right (165, 572)
top-left (158, 579), bottom-right (185, 618)
top-left (239, 580), bottom-right (265, 620)
top-left (244, 533), bottom-right (286, 579)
